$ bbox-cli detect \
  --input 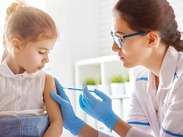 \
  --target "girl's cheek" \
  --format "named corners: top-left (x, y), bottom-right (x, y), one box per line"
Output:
top-left (27, 55), bottom-right (40, 65)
